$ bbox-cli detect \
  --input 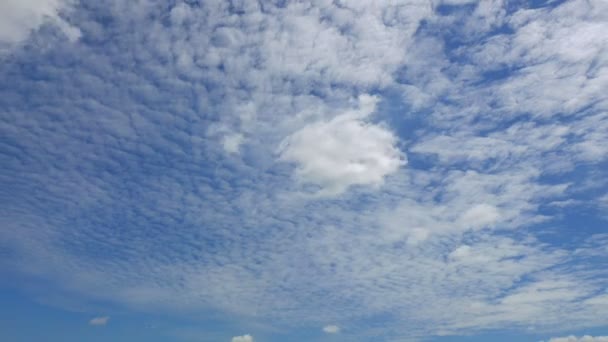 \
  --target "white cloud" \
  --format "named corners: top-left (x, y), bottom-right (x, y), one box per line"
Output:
top-left (323, 325), bottom-right (340, 334)
top-left (89, 316), bottom-right (109, 326)
top-left (278, 95), bottom-right (405, 195)
top-left (459, 203), bottom-right (501, 229)
top-left (599, 194), bottom-right (608, 210)
top-left (130, 0), bottom-right (432, 158)
top-left (545, 336), bottom-right (608, 342)
top-left (222, 133), bottom-right (244, 154)
top-left (3, 0), bottom-right (608, 340)
top-left (411, 135), bottom-right (529, 164)
top-left (464, 0), bottom-right (608, 121)
top-left (231, 334), bottom-right (253, 342)
top-left (0, 0), bottom-right (80, 52)
top-left (437, 0), bottom-right (478, 5)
